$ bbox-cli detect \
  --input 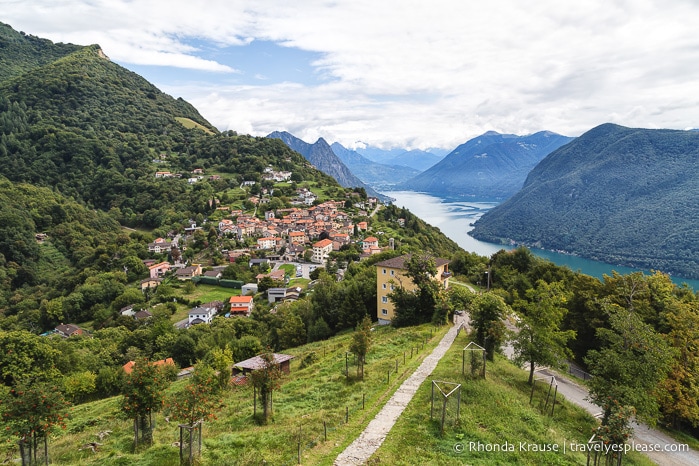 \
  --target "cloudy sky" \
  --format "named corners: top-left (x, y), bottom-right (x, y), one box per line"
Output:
top-left (2, 0), bottom-right (699, 150)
